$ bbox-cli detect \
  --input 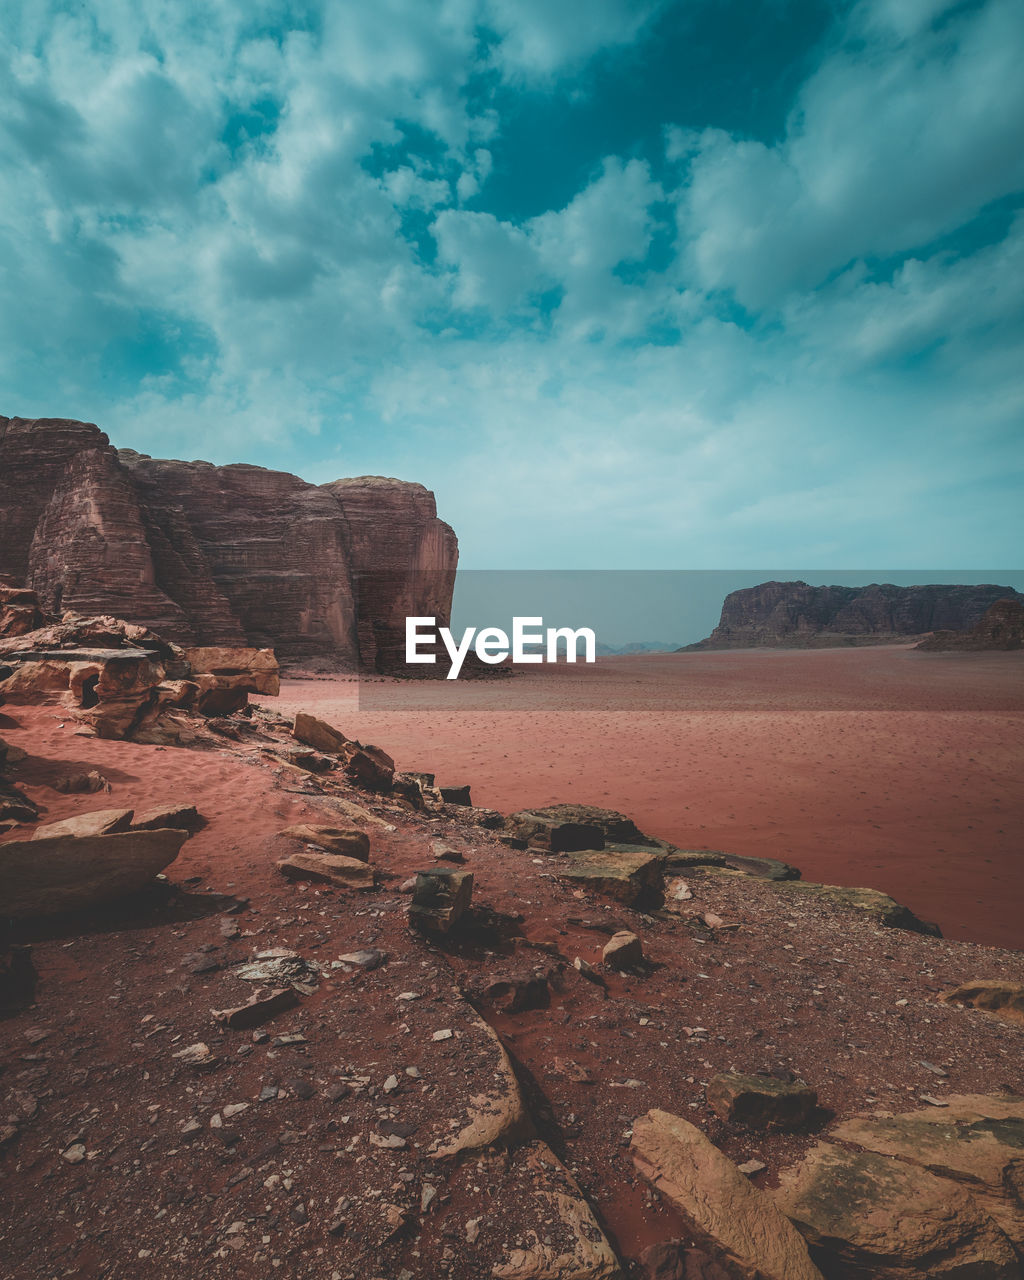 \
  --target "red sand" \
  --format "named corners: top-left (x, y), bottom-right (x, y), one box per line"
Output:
top-left (264, 647), bottom-right (1024, 950)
